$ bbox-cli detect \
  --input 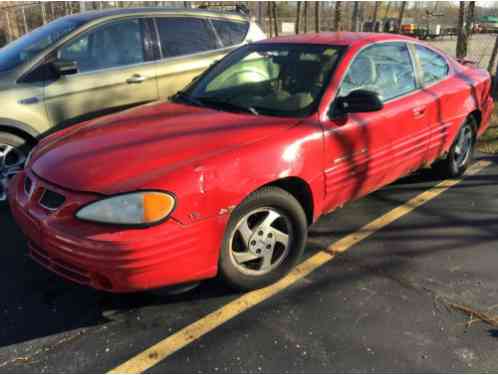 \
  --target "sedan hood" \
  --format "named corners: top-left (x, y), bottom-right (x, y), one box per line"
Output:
top-left (32, 102), bottom-right (299, 194)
